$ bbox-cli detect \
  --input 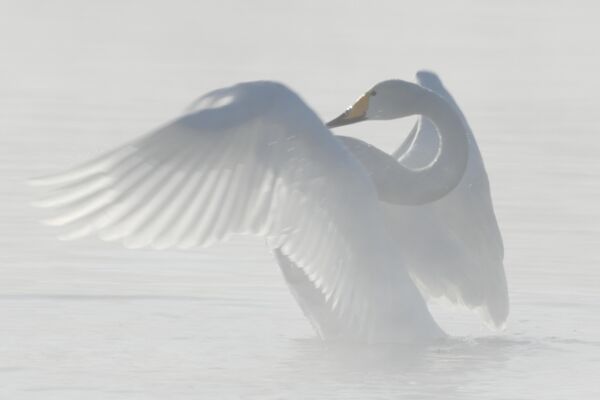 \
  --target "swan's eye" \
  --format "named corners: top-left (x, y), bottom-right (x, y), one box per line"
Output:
top-left (370, 91), bottom-right (377, 96)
